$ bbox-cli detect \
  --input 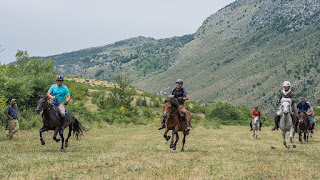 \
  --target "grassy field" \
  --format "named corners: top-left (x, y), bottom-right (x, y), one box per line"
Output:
top-left (0, 124), bottom-right (319, 179)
